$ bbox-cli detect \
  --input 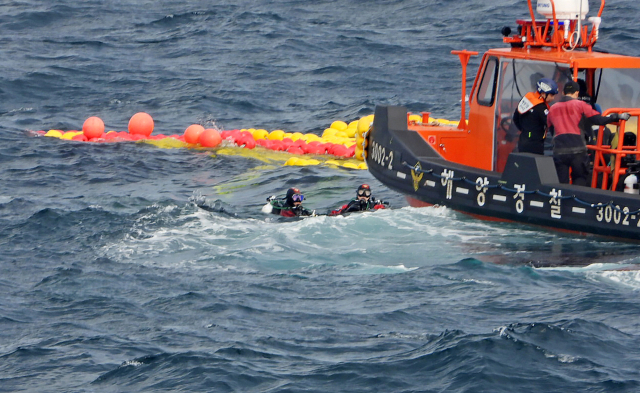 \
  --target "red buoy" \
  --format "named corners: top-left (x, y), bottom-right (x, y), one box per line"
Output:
top-left (184, 124), bottom-right (205, 144)
top-left (128, 112), bottom-right (154, 136)
top-left (82, 117), bottom-right (105, 139)
top-left (199, 128), bottom-right (222, 147)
